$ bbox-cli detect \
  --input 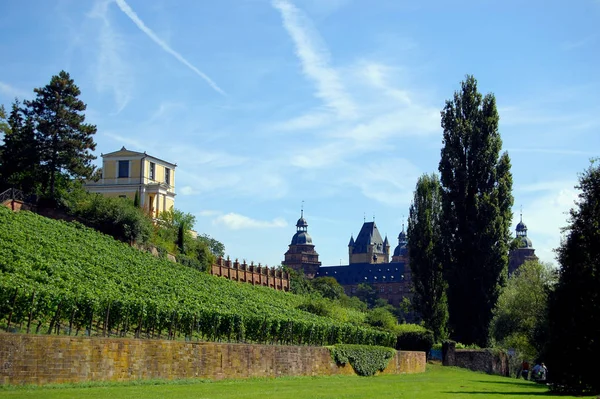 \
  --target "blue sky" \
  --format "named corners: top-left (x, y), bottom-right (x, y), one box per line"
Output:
top-left (1, 0), bottom-right (598, 268)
